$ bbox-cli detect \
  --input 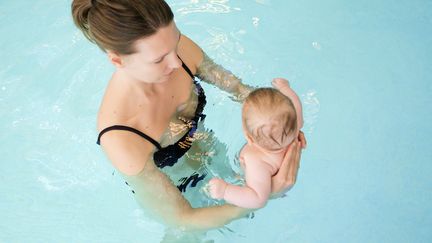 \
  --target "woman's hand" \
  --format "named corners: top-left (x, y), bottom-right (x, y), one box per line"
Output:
top-left (271, 131), bottom-right (307, 197)
top-left (298, 130), bottom-right (307, 149)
